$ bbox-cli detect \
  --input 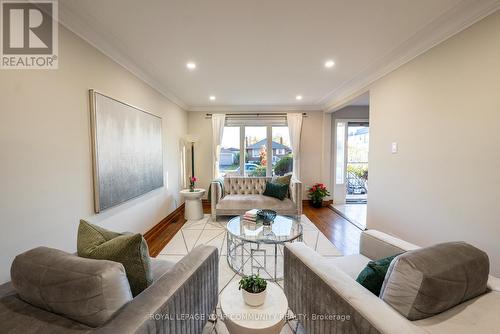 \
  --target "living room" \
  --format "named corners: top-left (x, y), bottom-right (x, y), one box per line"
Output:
top-left (1, 1), bottom-right (499, 333)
